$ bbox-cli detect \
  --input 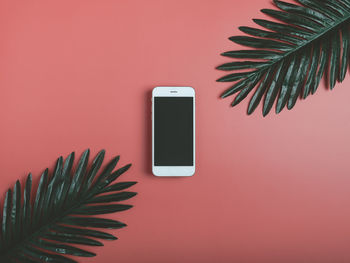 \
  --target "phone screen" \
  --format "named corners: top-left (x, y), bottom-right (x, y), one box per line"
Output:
top-left (154, 97), bottom-right (193, 166)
